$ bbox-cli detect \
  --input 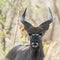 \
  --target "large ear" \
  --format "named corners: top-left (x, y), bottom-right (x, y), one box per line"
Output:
top-left (38, 8), bottom-right (53, 31)
top-left (21, 8), bottom-right (33, 32)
